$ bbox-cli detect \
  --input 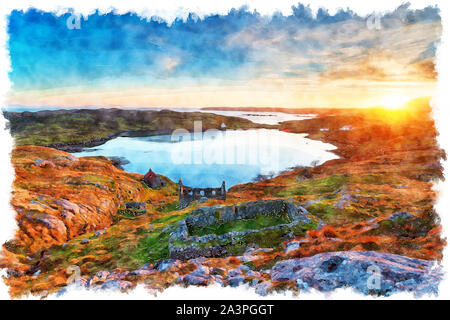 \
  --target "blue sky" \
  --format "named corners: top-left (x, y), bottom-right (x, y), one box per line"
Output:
top-left (7, 3), bottom-right (442, 108)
